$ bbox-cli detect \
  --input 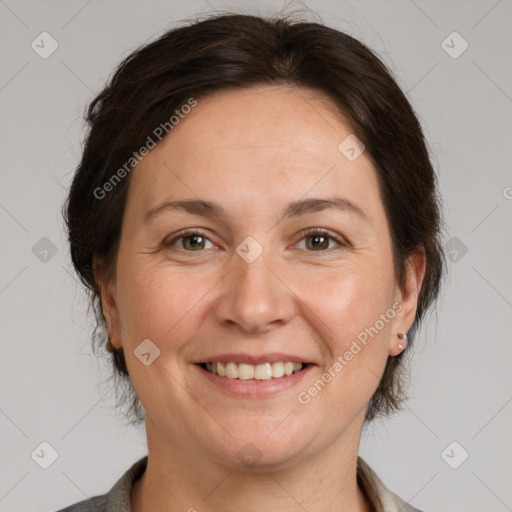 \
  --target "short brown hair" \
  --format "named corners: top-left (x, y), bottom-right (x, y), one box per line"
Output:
top-left (64, 11), bottom-right (447, 425)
